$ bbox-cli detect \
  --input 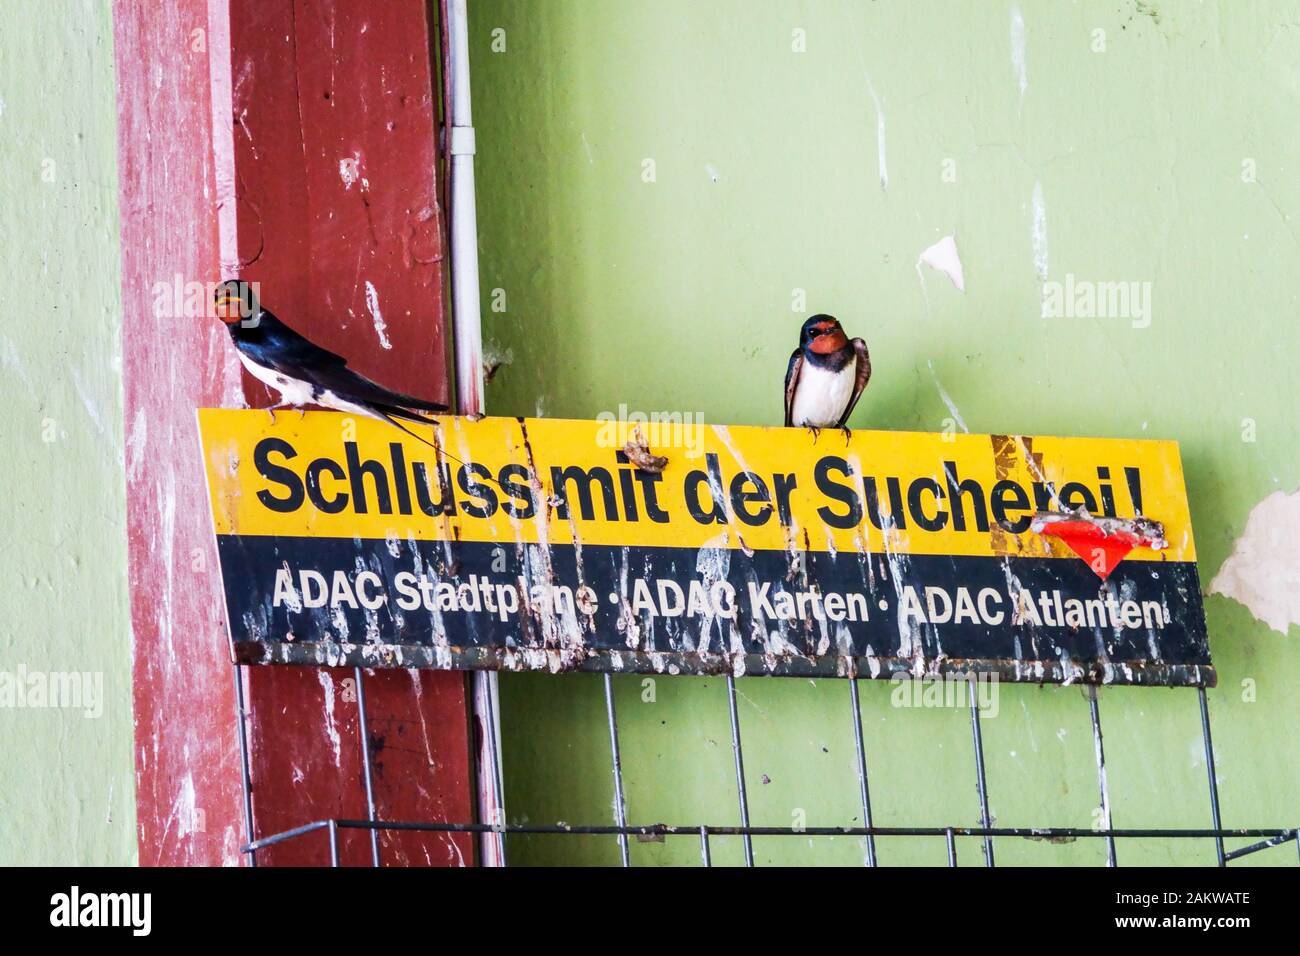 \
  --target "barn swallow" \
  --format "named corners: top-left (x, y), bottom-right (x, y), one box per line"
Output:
top-left (214, 280), bottom-right (447, 448)
top-left (784, 314), bottom-right (871, 437)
